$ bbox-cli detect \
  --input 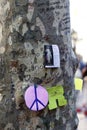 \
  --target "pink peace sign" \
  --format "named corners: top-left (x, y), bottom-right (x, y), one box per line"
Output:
top-left (24, 84), bottom-right (48, 111)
